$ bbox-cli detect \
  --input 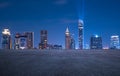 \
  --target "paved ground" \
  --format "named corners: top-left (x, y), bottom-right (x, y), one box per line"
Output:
top-left (0, 49), bottom-right (120, 76)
